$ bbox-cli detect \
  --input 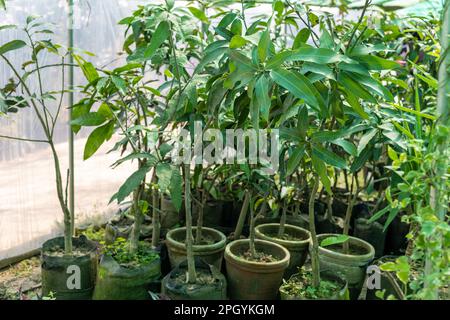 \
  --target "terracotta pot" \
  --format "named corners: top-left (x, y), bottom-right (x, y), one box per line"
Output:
top-left (224, 239), bottom-right (290, 300)
top-left (279, 271), bottom-right (349, 300)
top-left (255, 223), bottom-right (310, 277)
top-left (165, 227), bottom-right (226, 270)
top-left (316, 233), bottom-right (375, 300)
